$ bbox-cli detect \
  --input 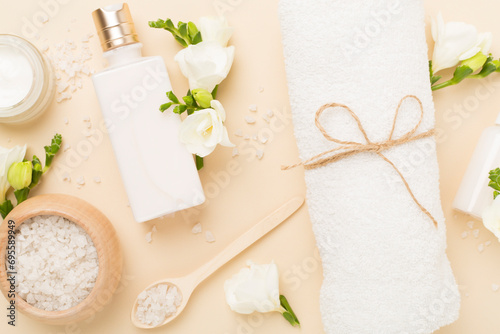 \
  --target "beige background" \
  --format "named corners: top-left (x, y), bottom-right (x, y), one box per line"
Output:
top-left (1, 0), bottom-right (499, 333)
